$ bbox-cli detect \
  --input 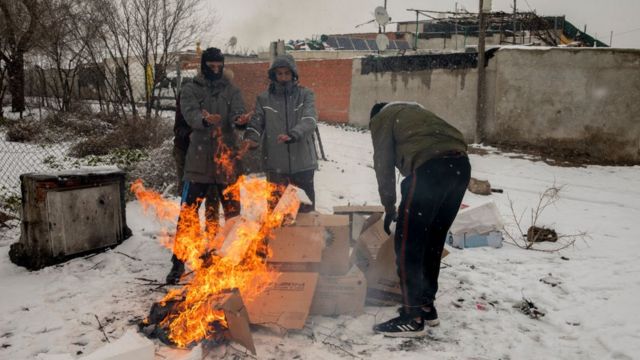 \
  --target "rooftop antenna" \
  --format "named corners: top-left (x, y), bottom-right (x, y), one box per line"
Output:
top-left (374, 5), bottom-right (391, 33)
top-left (355, 3), bottom-right (392, 32)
